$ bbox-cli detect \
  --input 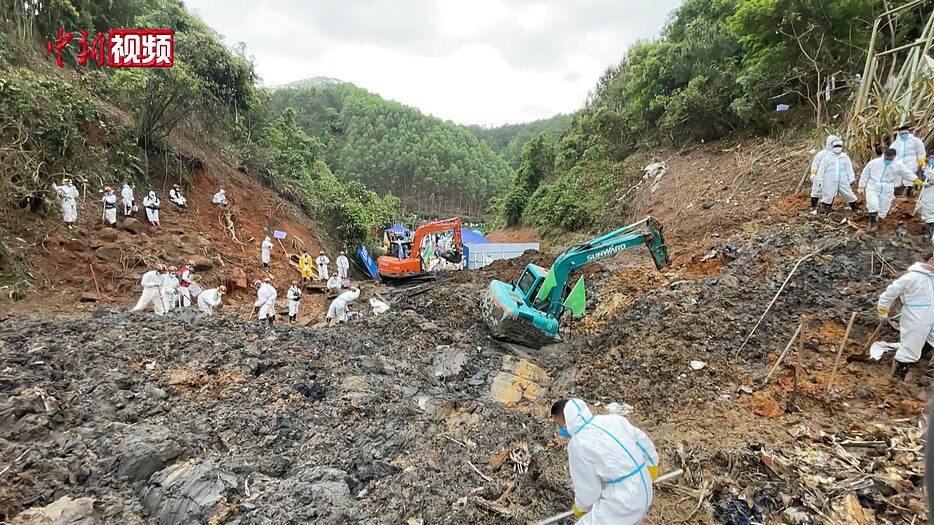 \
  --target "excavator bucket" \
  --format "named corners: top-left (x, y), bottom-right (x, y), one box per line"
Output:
top-left (481, 280), bottom-right (560, 349)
